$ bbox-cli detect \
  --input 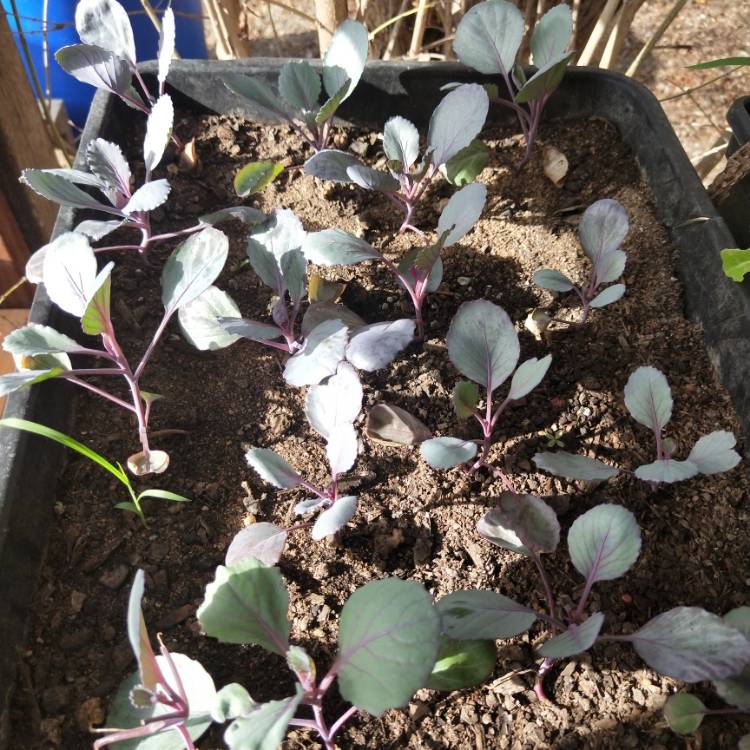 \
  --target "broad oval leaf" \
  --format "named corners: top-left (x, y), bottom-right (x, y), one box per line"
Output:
top-left (224, 691), bottom-right (302, 750)
top-left (322, 20), bottom-right (368, 101)
top-left (326, 425), bottom-right (359, 476)
top-left (634, 458), bottom-right (698, 484)
top-left (219, 317), bottom-right (284, 344)
top-left (477, 493), bottom-right (560, 556)
top-left (161, 227), bottom-right (229, 312)
top-left (579, 198), bottom-right (629, 264)
top-left (245, 447), bottom-right (302, 489)
top-left (74, 218), bottom-right (123, 241)
top-left (664, 693), bottom-right (706, 735)
top-left (197, 557), bottom-right (291, 654)
top-left (311, 495), bottom-right (358, 540)
top-left (515, 50), bottom-right (573, 104)
top-left (590, 283), bottom-right (625, 309)
top-left (538, 612), bottom-right (604, 659)
top-left (533, 450), bottom-right (620, 481)
top-left (157, 6), bottom-right (175, 84)
top-left (226, 523), bottom-right (289, 567)
top-left (302, 229), bottom-right (380, 266)
top-left (688, 430), bottom-right (741, 475)
top-left (304, 149), bottom-right (362, 183)
top-left (143, 94), bottom-right (173, 172)
top-left (346, 319), bottom-right (414, 371)
top-left (427, 637), bottom-right (496, 691)
top-left (531, 3), bottom-right (573, 68)
top-left (223, 74), bottom-right (289, 120)
top-left (383, 116), bottom-right (420, 170)
top-left (211, 683), bottom-right (255, 723)
top-left (365, 403), bottom-right (432, 446)
top-left (42, 232), bottom-right (98, 317)
top-left (421, 437), bottom-right (477, 469)
top-left (725, 607), bottom-right (750, 641)
top-left (629, 607), bottom-right (750, 682)
top-left (178, 286), bottom-right (242, 351)
top-left (508, 354), bottom-right (552, 400)
top-left (447, 299), bottom-right (519, 392)
top-left (2, 324), bottom-right (81, 356)
top-left (427, 84), bottom-right (489, 167)
top-left (714, 668), bottom-right (750, 711)
top-left (199, 206), bottom-right (266, 227)
top-left (346, 163), bottom-right (400, 192)
top-left (437, 590), bottom-right (537, 640)
top-left (234, 161), bottom-right (284, 197)
top-left (595, 248), bottom-right (627, 285)
top-left (278, 60), bottom-right (321, 110)
top-left (75, 0), bottom-right (136, 62)
top-left (533, 268), bottom-right (574, 292)
top-left (294, 496), bottom-right (328, 516)
top-left (568, 504), bottom-right (641, 583)
top-left (305, 362), bottom-right (362, 439)
top-left (122, 179), bottom-right (171, 214)
top-left (437, 183), bottom-right (487, 248)
top-left (624, 366), bottom-right (673, 432)
top-left (0, 369), bottom-right (64, 397)
top-left (283, 319), bottom-right (349, 387)
top-left (337, 578), bottom-right (441, 716)
top-left (301, 302), bottom-right (365, 338)
top-left (315, 78), bottom-right (350, 124)
top-left (55, 43), bottom-right (131, 94)
top-left (454, 0), bottom-right (525, 74)
top-left (21, 169), bottom-right (109, 212)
